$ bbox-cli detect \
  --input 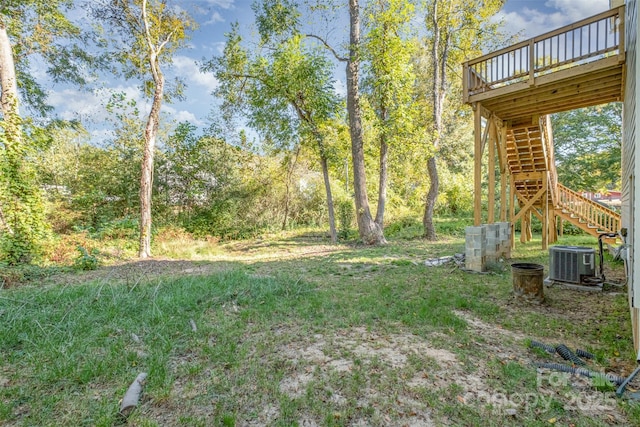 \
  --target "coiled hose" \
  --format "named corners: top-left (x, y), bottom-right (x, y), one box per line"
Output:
top-left (529, 340), bottom-right (556, 354)
top-left (529, 341), bottom-right (595, 362)
top-left (575, 348), bottom-right (595, 360)
top-left (555, 344), bottom-right (586, 365)
top-left (535, 362), bottom-right (626, 385)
